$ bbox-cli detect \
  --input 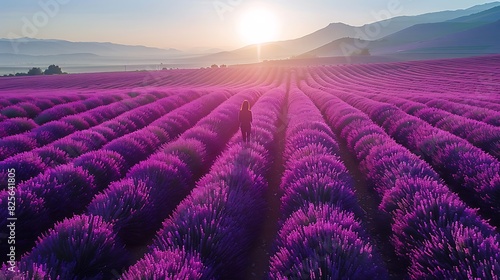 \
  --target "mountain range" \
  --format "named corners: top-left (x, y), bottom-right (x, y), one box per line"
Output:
top-left (0, 38), bottom-right (181, 57)
top-left (303, 5), bottom-right (500, 60)
top-left (241, 2), bottom-right (500, 59)
top-left (205, 2), bottom-right (500, 63)
top-left (0, 2), bottom-right (499, 72)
